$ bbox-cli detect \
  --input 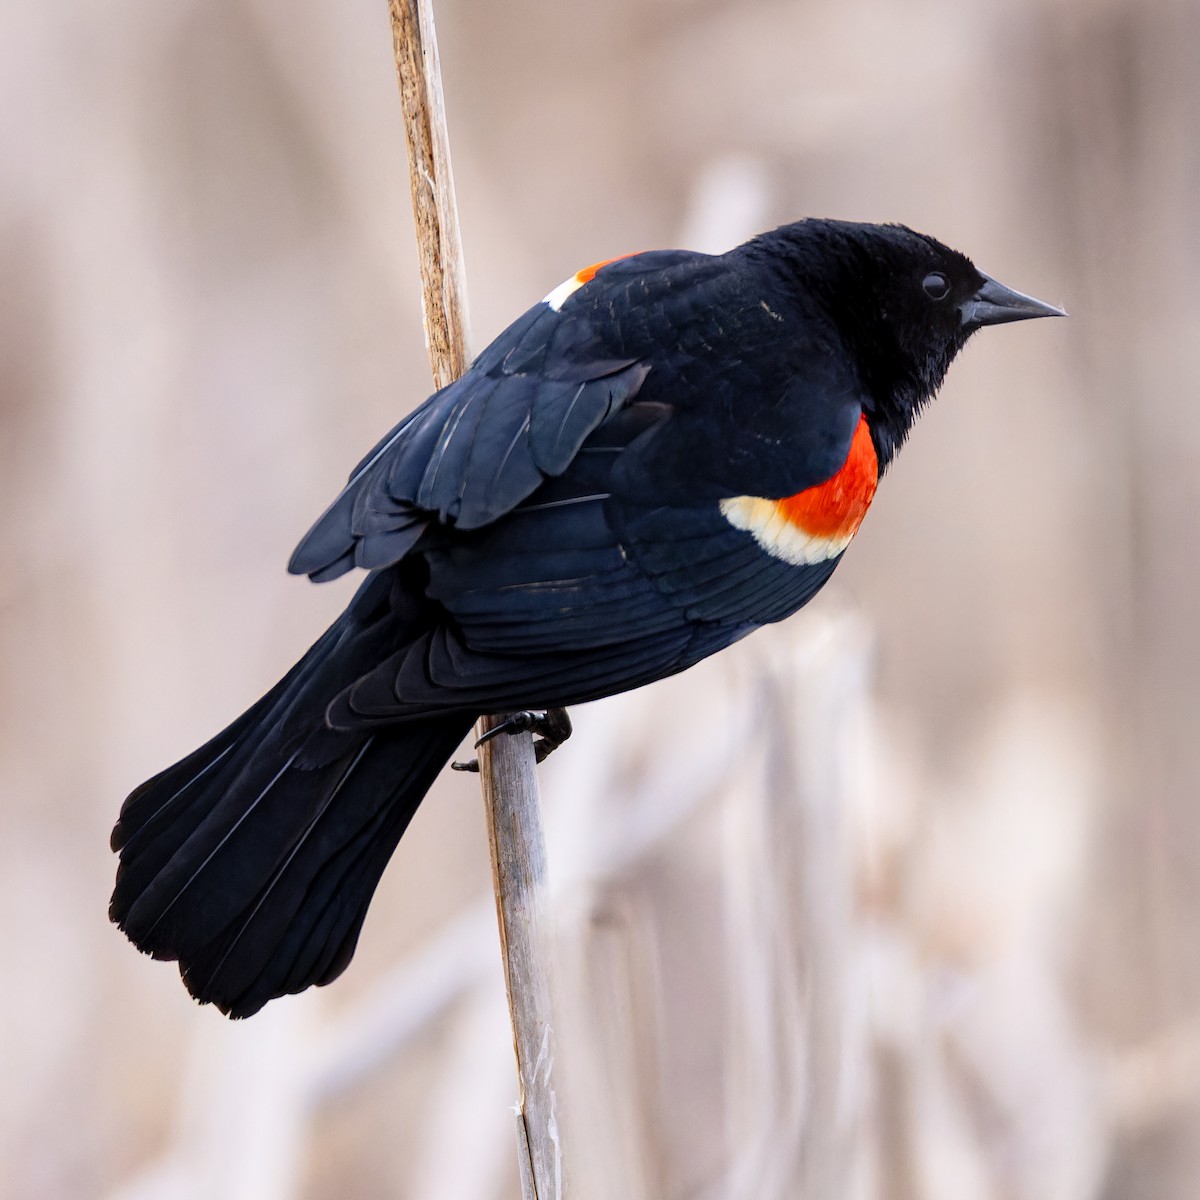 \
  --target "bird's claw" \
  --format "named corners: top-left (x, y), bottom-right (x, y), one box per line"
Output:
top-left (451, 707), bottom-right (573, 772)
